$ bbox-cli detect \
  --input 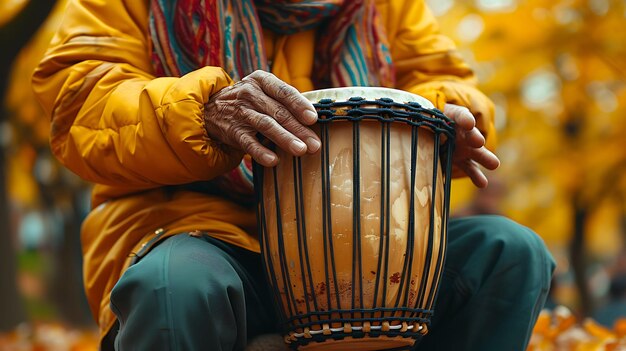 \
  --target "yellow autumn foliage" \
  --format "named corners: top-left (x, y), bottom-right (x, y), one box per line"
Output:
top-left (434, 0), bottom-right (626, 261)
